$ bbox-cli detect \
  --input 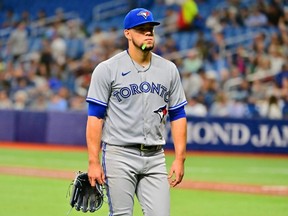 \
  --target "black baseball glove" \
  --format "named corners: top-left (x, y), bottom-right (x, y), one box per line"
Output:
top-left (69, 171), bottom-right (104, 213)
